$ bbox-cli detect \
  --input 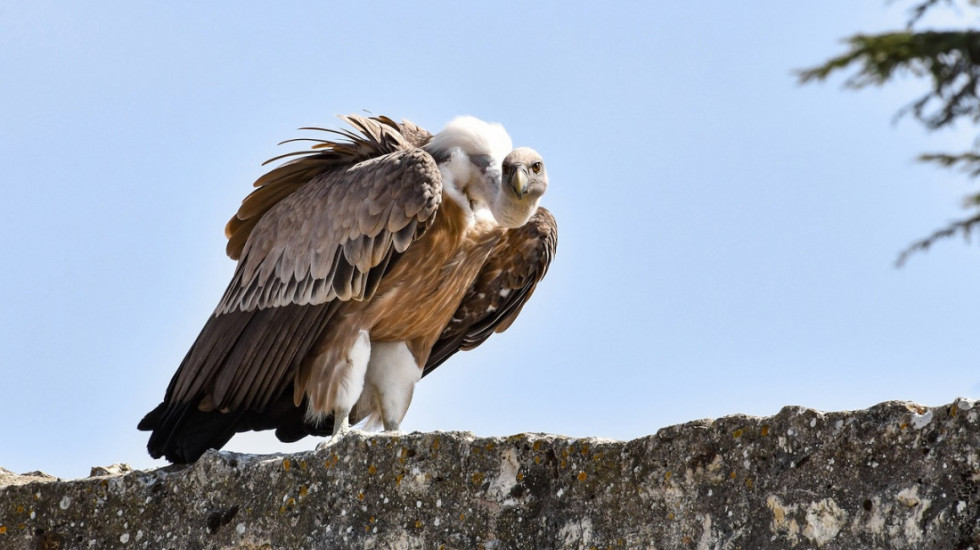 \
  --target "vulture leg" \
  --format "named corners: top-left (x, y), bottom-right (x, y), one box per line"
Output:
top-left (316, 330), bottom-right (371, 448)
top-left (354, 341), bottom-right (422, 432)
